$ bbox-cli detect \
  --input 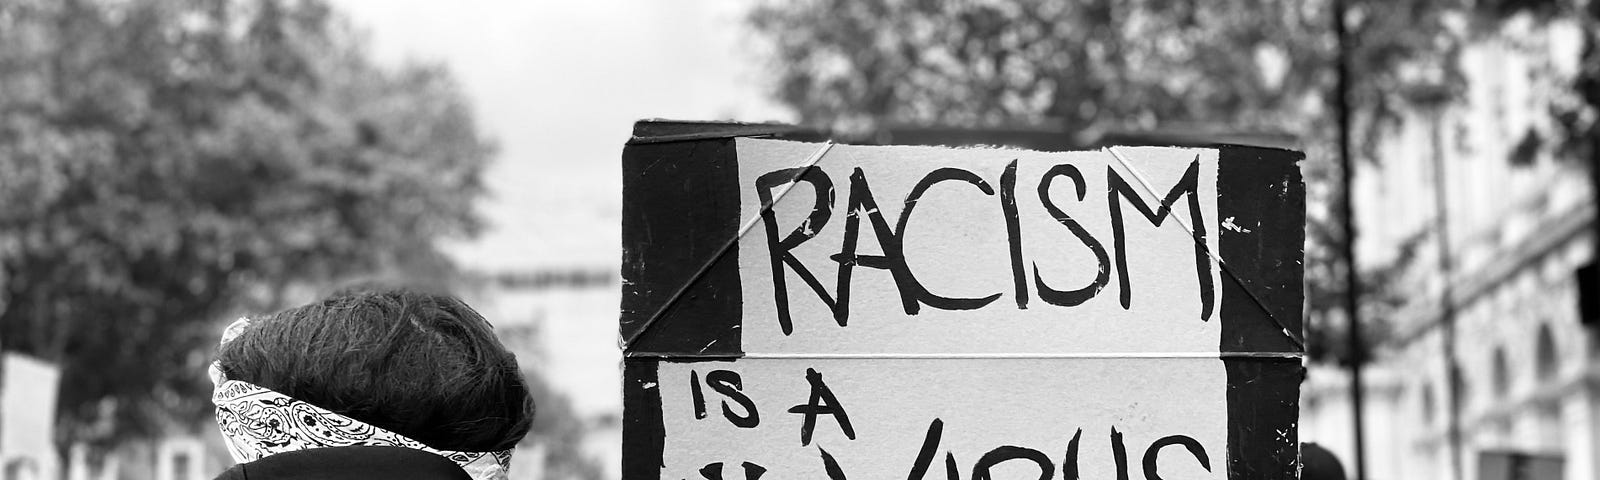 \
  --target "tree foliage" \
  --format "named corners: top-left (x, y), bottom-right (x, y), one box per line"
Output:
top-left (745, 0), bottom-right (1580, 364)
top-left (1497, 0), bottom-right (1600, 167)
top-left (0, 0), bottom-right (490, 448)
top-left (750, 0), bottom-right (1468, 138)
top-left (496, 322), bottom-right (607, 480)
